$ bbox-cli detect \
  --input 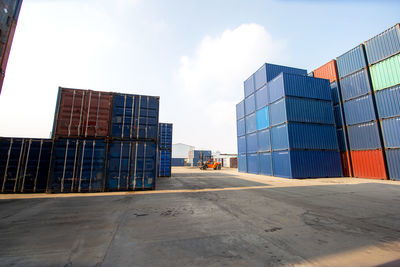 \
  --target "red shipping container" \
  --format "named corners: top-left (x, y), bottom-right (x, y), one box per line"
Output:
top-left (52, 88), bottom-right (113, 138)
top-left (230, 157), bottom-right (238, 168)
top-left (350, 150), bottom-right (388, 180)
top-left (340, 151), bottom-right (352, 177)
top-left (313, 59), bottom-right (339, 83)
